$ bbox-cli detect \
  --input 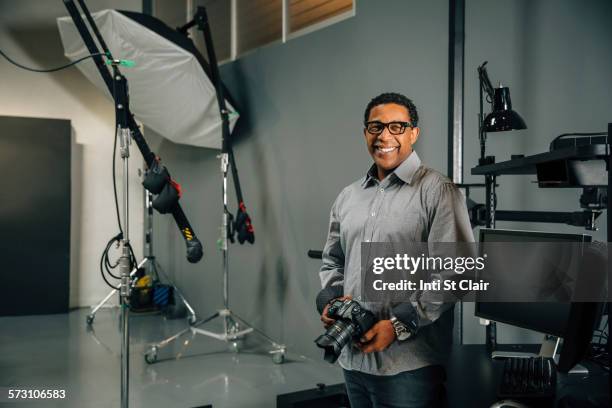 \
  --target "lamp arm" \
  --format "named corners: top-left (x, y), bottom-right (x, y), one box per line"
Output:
top-left (478, 67), bottom-right (487, 162)
top-left (477, 61), bottom-right (495, 101)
